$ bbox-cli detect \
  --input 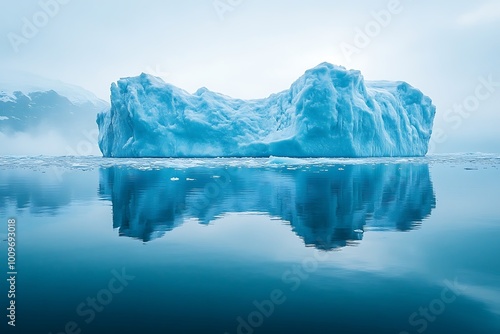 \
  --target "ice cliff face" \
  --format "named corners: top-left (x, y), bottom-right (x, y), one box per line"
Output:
top-left (97, 63), bottom-right (436, 157)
